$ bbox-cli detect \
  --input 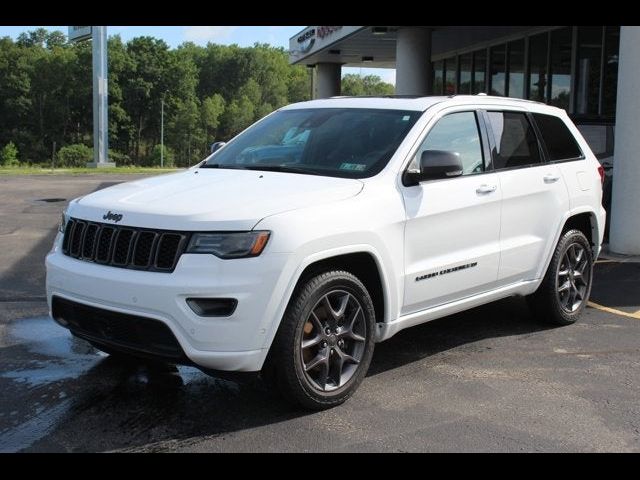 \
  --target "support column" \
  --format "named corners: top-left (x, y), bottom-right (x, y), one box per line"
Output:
top-left (395, 27), bottom-right (432, 96)
top-left (313, 63), bottom-right (341, 99)
top-left (610, 26), bottom-right (640, 254)
top-left (87, 26), bottom-right (114, 168)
